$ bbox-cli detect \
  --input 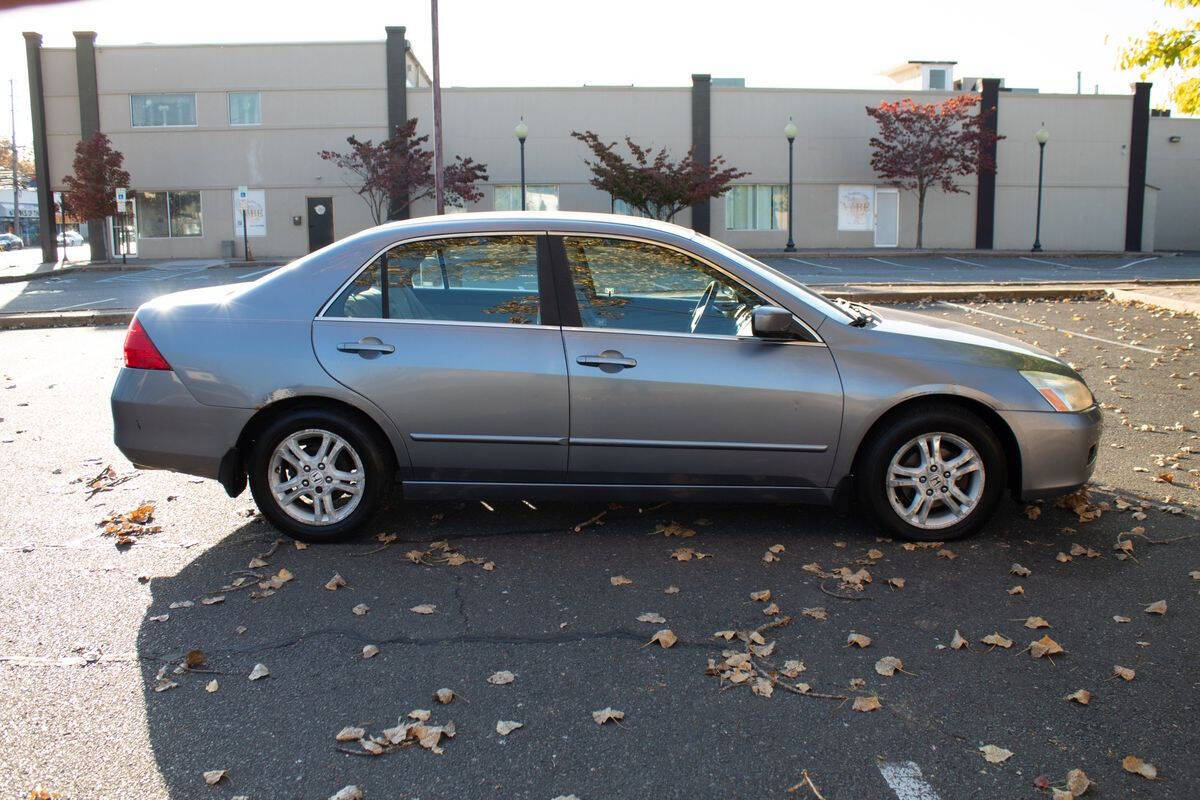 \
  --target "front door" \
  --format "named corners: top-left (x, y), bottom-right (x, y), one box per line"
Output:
top-left (874, 188), bottom-right (899, 248)
top-left (312, 234), bottom-right (569, 483)
top-left (307, 196), bottom-right (334, 252)
top-left (555, 235), bottom-right (843, 488)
